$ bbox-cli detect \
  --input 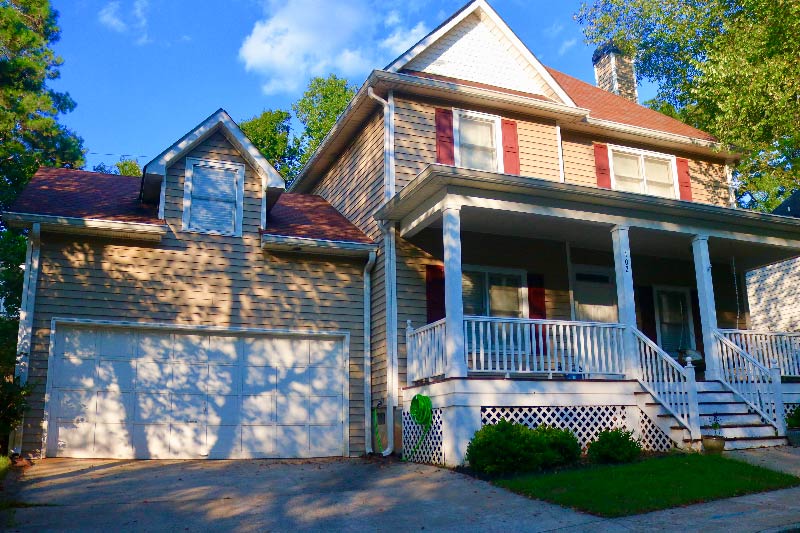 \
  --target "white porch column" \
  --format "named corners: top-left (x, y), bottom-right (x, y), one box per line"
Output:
top-left (692, 235), bottom-right (721, 380)
top-left (443, 204), bottom-right (467, 378)
top-left (611, 225), bottom-right (638, 377)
